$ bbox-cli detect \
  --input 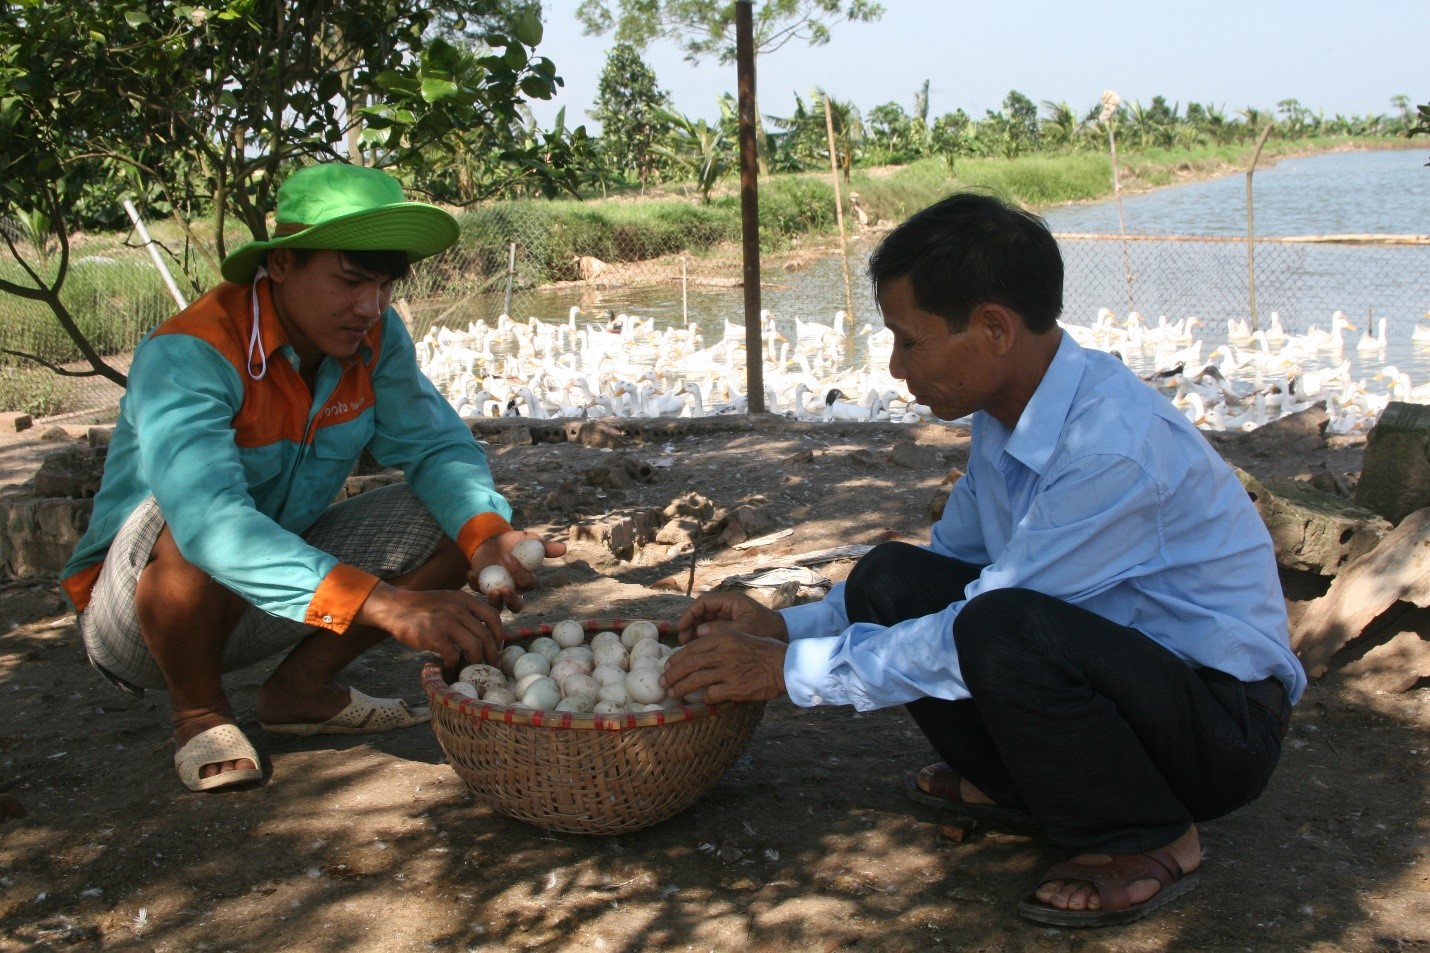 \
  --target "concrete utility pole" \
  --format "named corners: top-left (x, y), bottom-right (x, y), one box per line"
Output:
top-left (735, 0), bottom-right (764, 412)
